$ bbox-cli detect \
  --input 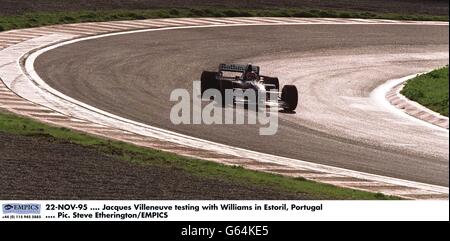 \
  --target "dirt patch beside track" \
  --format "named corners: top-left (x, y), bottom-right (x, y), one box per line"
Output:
top-left (0, 131), bottom-right (320, 200)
